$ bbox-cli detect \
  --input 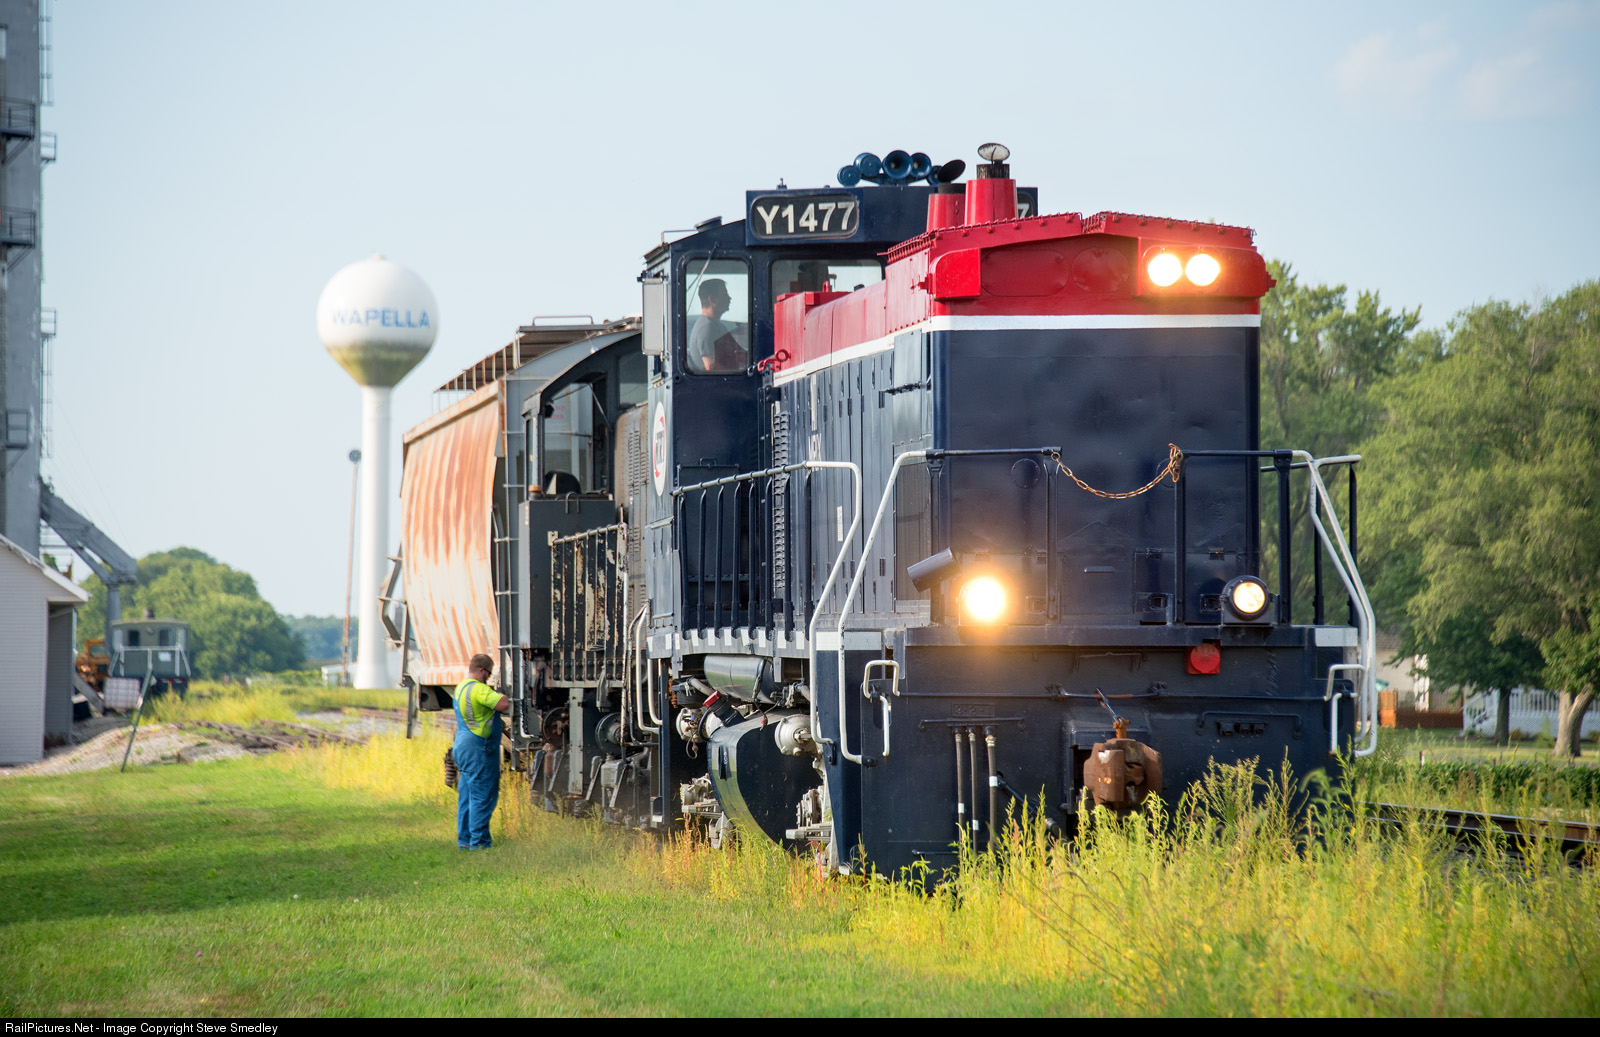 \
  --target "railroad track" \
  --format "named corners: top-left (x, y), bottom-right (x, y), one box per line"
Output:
top-left (347, 705), bottom-right (456, 732)
top-left (1370, 801), bottom-right (1600, 860)
top-left (169, 718), bottom-right (368, 751)
top-left (168, 708), bottom-right (454, 755)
